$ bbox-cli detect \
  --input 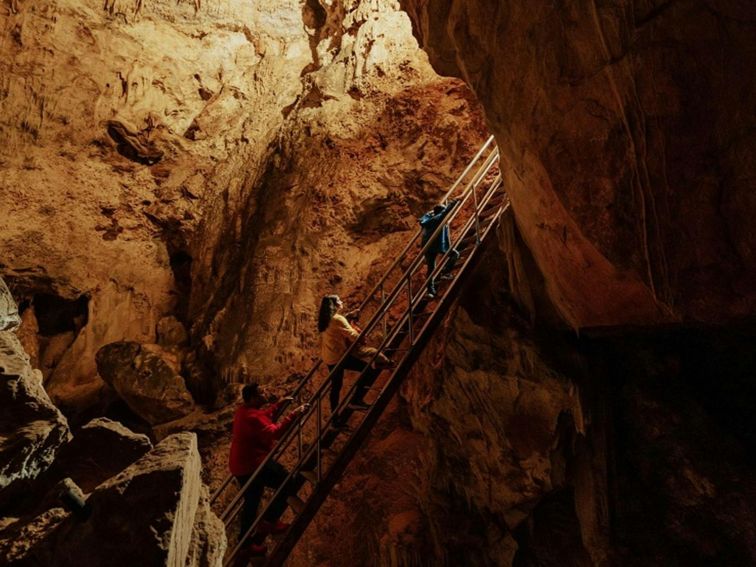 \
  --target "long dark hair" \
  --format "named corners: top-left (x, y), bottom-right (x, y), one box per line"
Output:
top-left (317, 295), bottom-right (339, 333)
